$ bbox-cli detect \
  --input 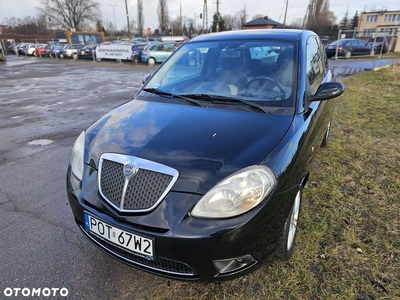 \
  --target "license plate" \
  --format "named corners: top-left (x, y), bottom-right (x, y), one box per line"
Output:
top-left (328, 46), bottom-right (333, 49)
top-left (84, 213), bottom-right (154, 258)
